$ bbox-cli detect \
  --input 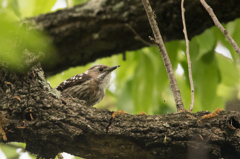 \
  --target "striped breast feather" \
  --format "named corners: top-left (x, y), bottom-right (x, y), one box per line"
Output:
top-left (56, 73), bottom-right (92, 91)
